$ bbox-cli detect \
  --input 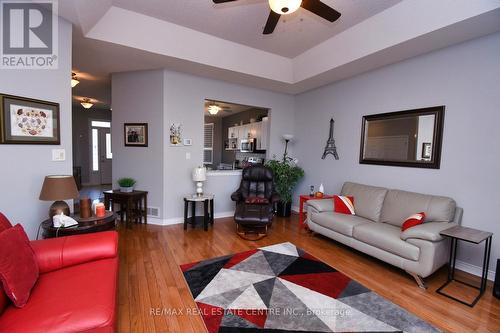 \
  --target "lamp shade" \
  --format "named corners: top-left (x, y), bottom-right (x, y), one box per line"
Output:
top-left (39, 175), bottom-right (79, 201)
top-left (192, 167), bottom-right (207, 182)
top-left (282, 134), bottom-right (294, 141)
